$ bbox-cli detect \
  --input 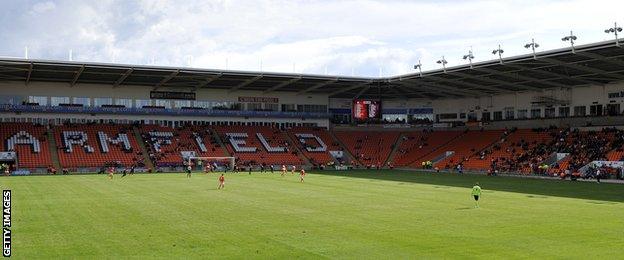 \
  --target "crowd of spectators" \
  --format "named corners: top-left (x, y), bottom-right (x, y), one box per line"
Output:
top-left (479, 127), bottom-right (624, 179)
